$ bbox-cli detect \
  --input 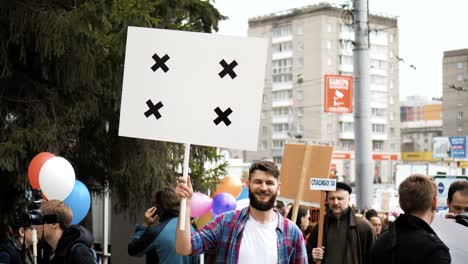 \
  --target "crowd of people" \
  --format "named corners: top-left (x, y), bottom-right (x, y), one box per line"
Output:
top-left (2, 160), bottom-right (467, 263)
